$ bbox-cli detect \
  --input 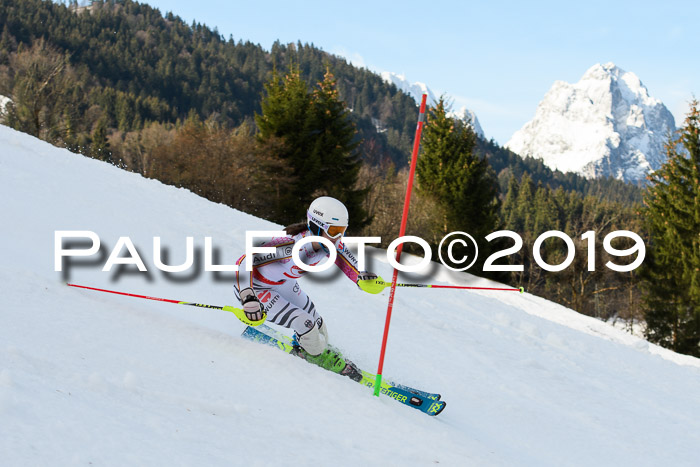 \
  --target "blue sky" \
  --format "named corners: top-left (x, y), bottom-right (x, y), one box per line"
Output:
top-left (142, 0), bottom-right (699, 144)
